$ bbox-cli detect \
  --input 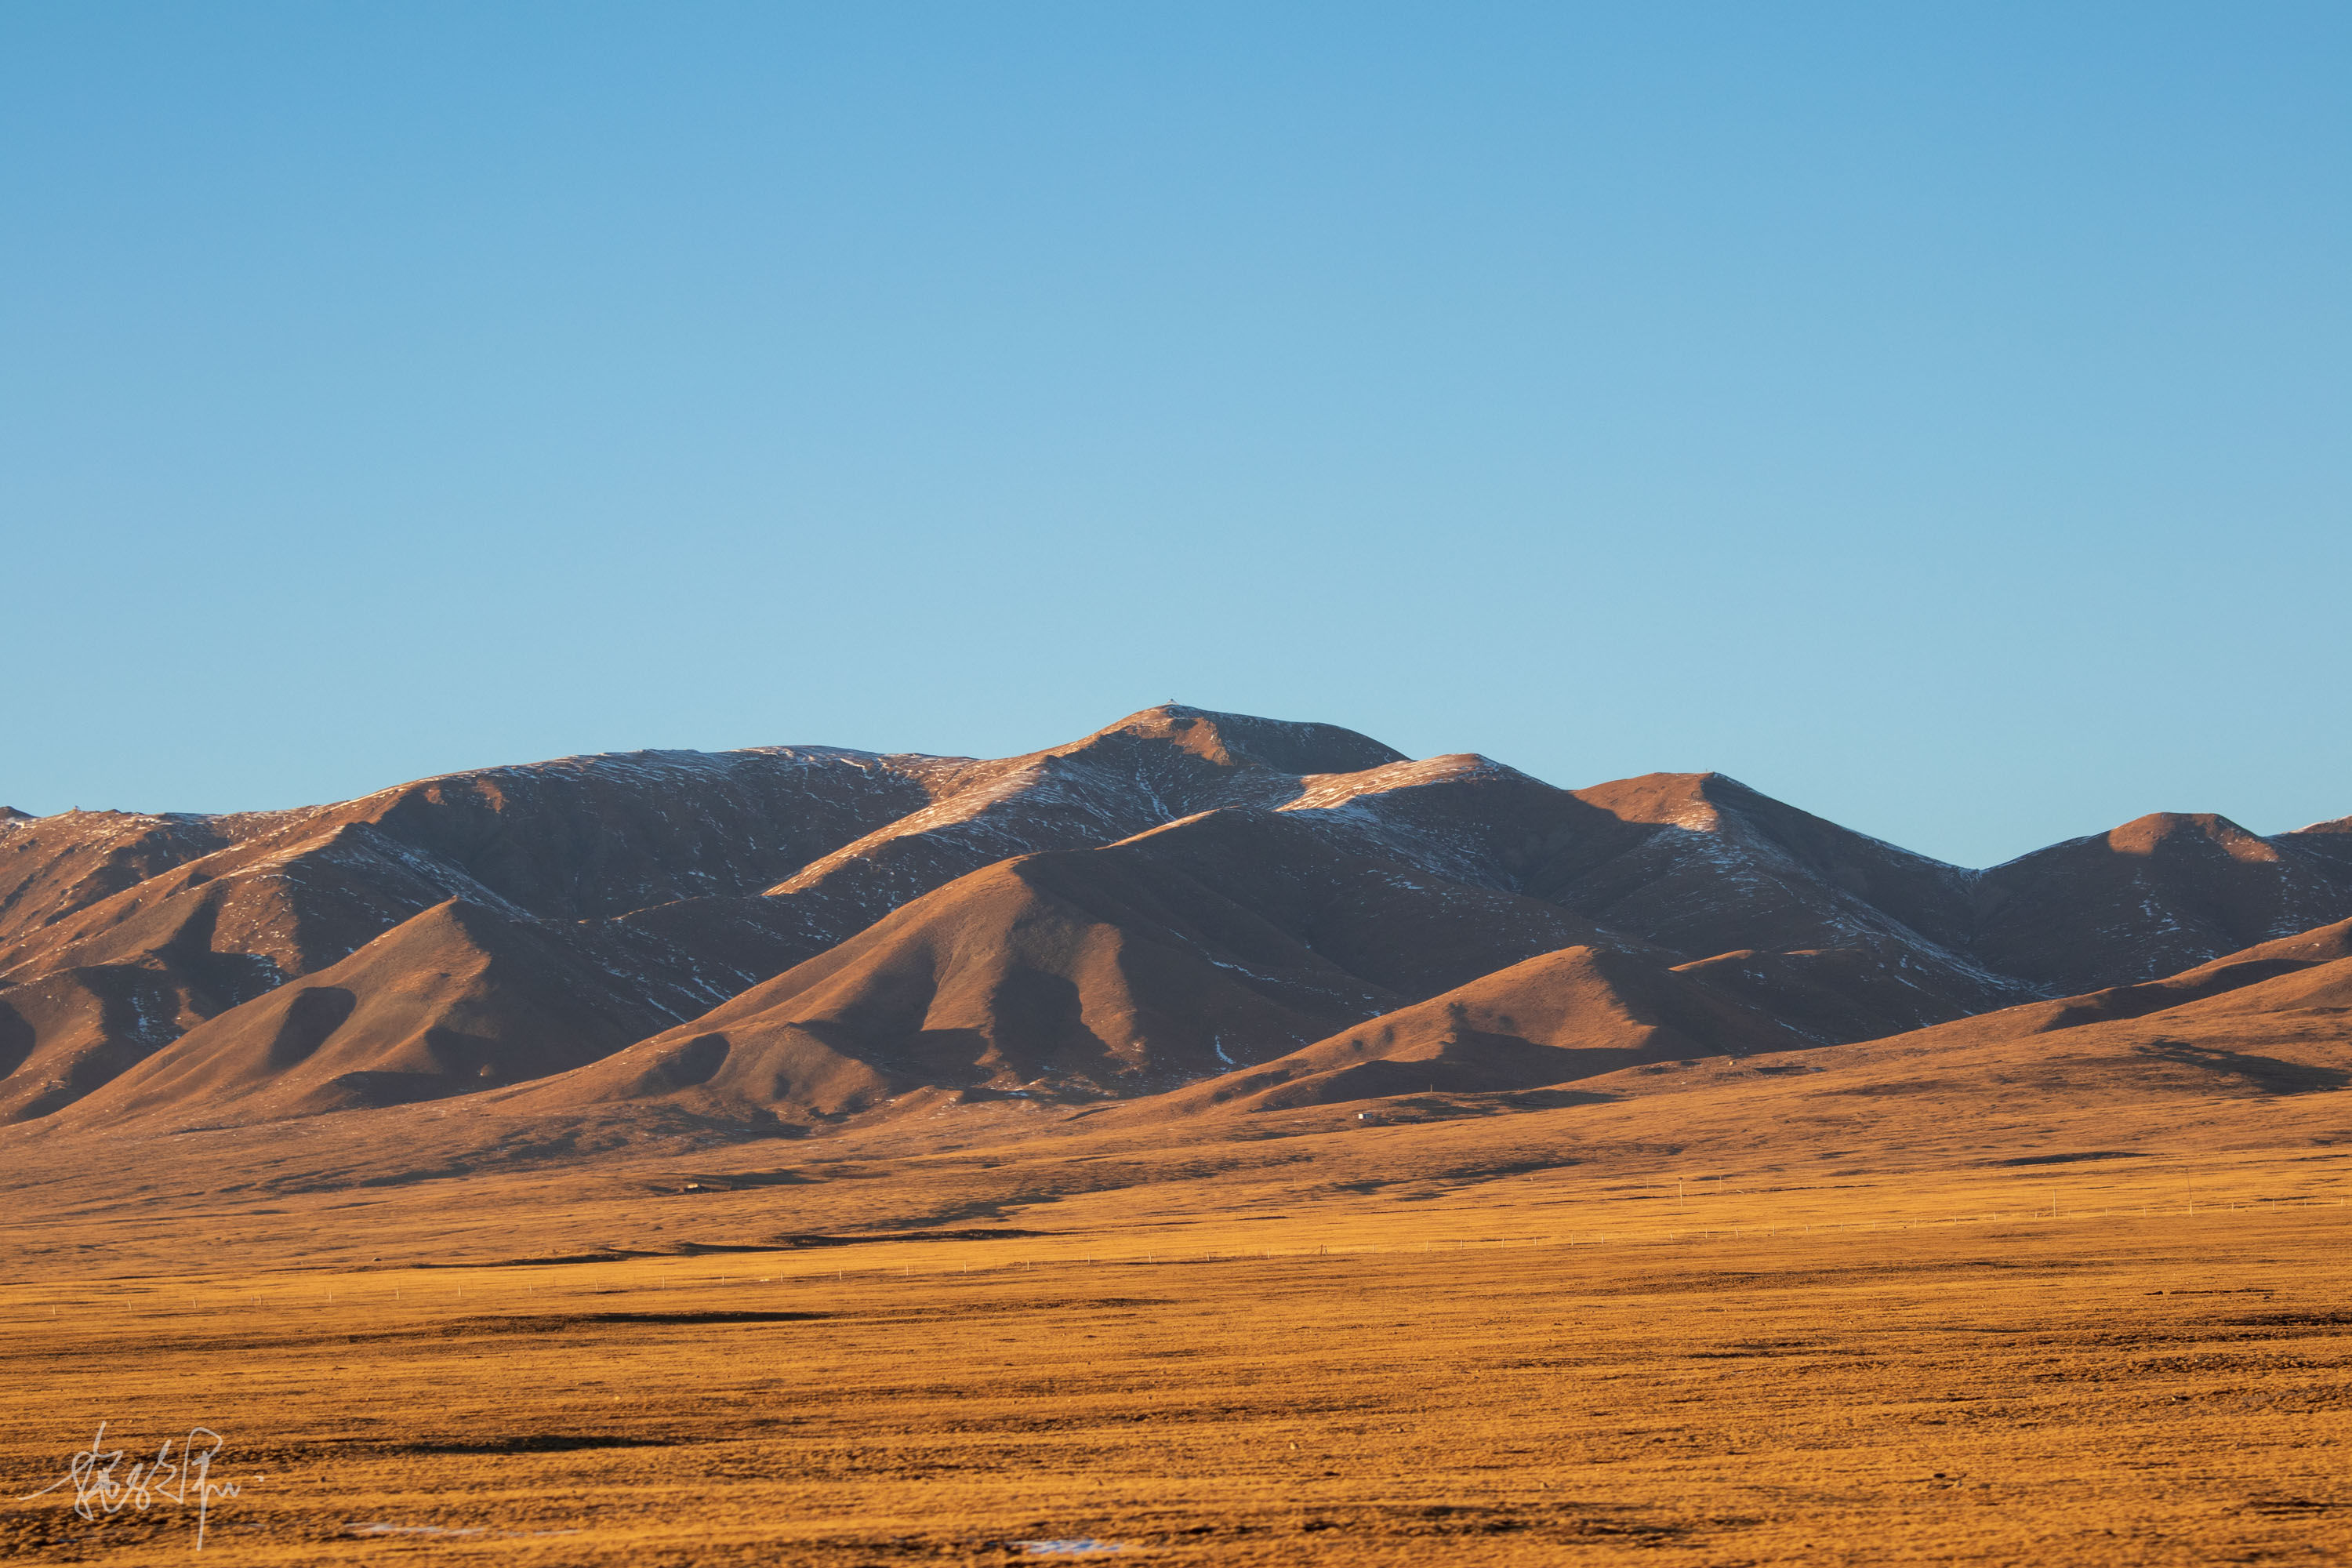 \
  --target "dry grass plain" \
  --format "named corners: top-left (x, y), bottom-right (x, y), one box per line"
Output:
top-left (7, 1027), bottom-right (2352, 1566)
